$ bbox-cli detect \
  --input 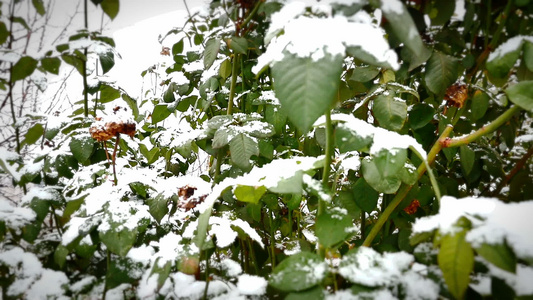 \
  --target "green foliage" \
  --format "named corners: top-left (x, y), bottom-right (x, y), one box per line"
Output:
top-left (2, 0), bottom-right (533, 298)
